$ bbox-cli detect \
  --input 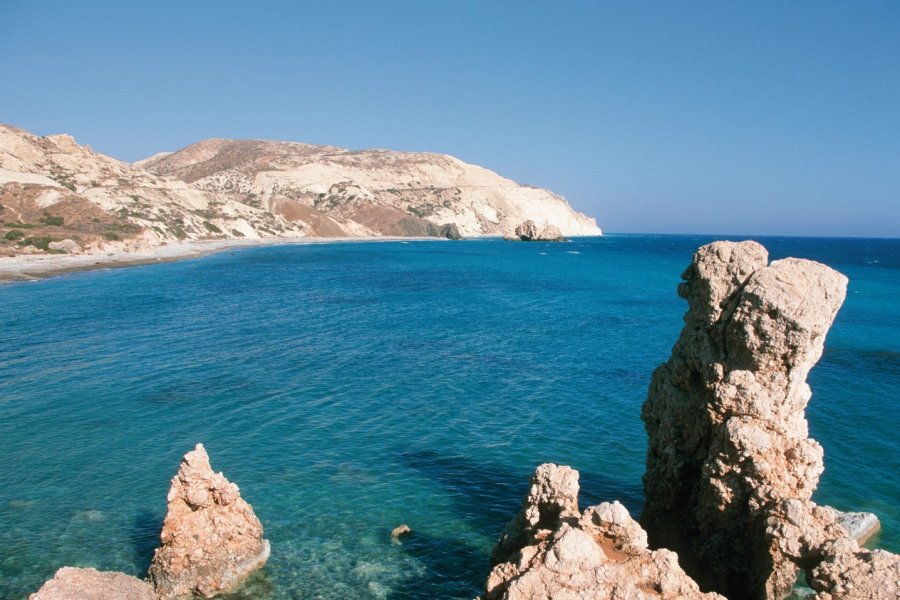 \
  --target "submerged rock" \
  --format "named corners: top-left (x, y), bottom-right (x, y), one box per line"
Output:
top-left (147, 443), bottom-right (270, 600)
top-left (485, 464), bottom-right (724, 600)
top-left (829, 508), bottom-right (881, 546)
top-left (30, 567), bottom-right (155, 600)
top-left (391, 524), bottom-right (412, 541)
